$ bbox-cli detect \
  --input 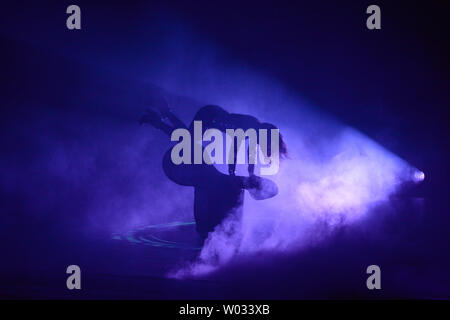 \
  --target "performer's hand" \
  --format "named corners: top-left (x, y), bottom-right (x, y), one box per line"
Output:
top-left (243, 175), bottom-right (279, 200)
top-left (242, 174), bottom-right (261, 190)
